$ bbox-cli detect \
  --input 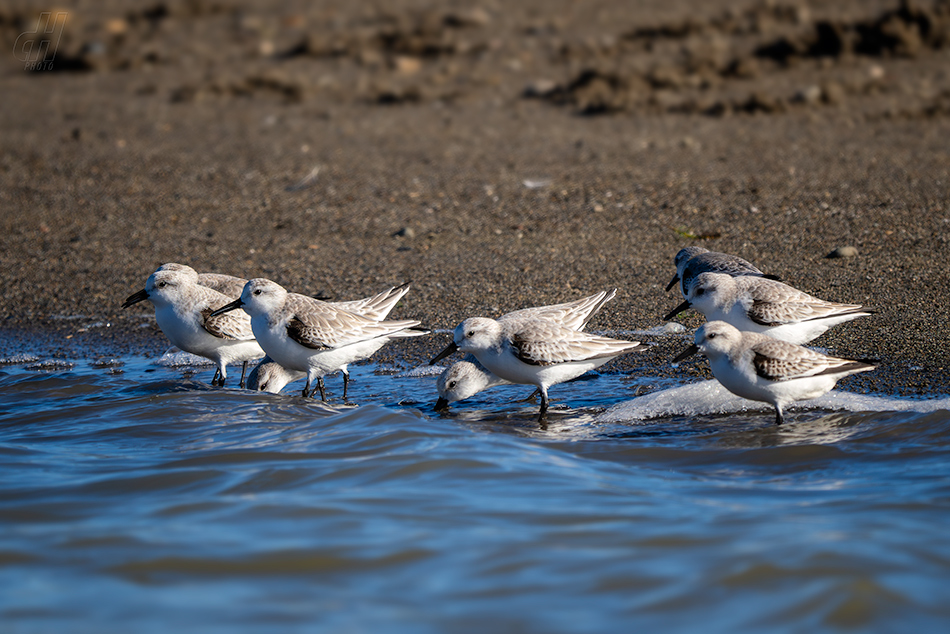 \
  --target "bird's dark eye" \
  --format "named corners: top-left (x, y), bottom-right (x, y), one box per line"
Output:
top-left (448, 380), bottom-right (457, 389)
top-left (158, 281), bottom-right (167, 288)
top-left (696, 288), bottom-right (705, 296)
top-left (466, 330), bottom-right (475, 338)
top-left (708, 332), bottom-right (717, 339)
top-left (254, 289), bottom-right (262, 296)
